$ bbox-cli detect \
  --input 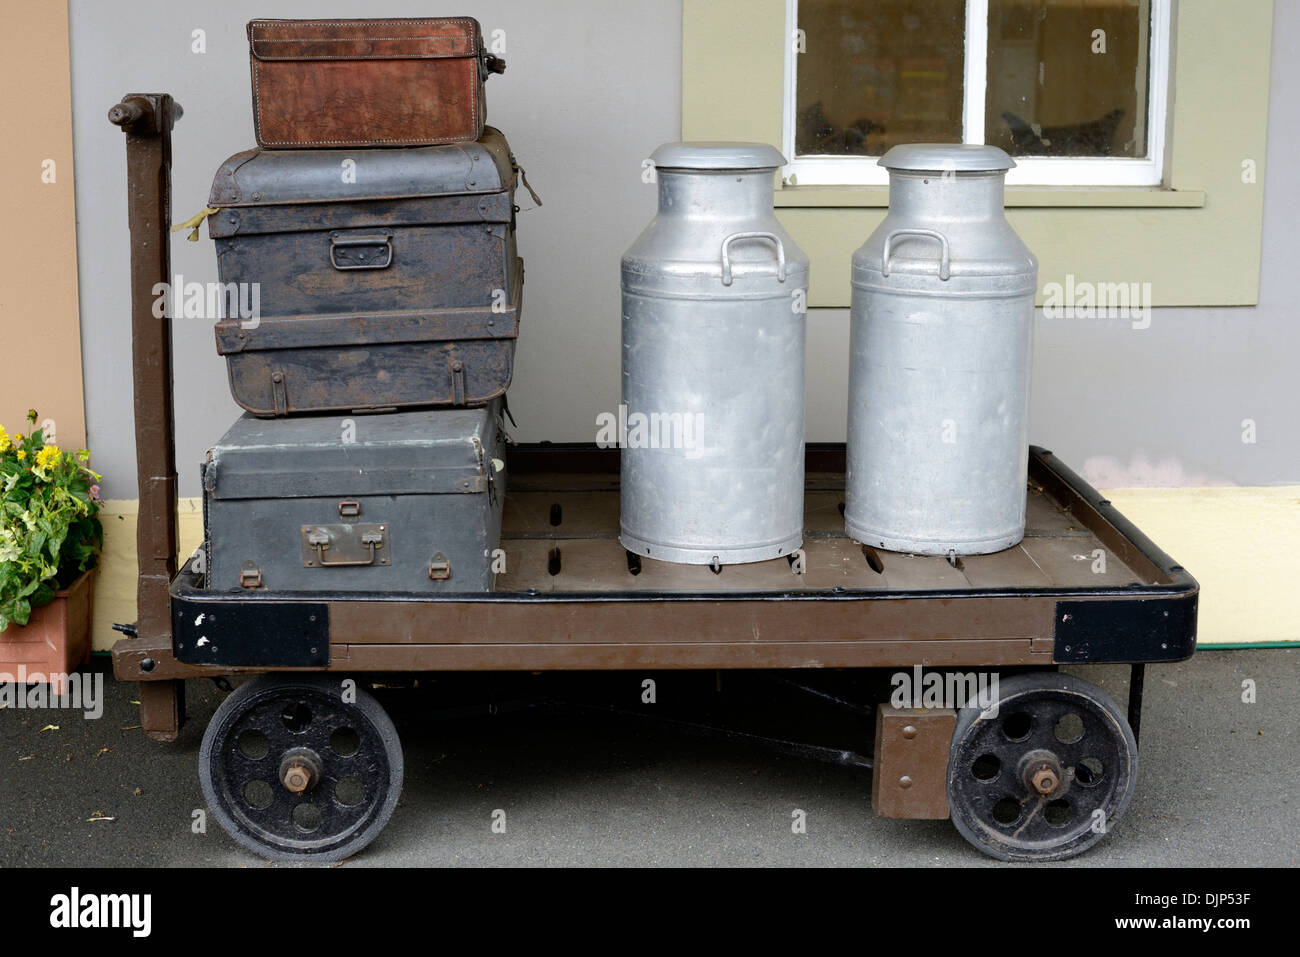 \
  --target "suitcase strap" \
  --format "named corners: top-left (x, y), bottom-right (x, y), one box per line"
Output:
top-left (172, 206), bottom-right (218, 242)
top-left (511, 159), bottom-right (543, 208)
